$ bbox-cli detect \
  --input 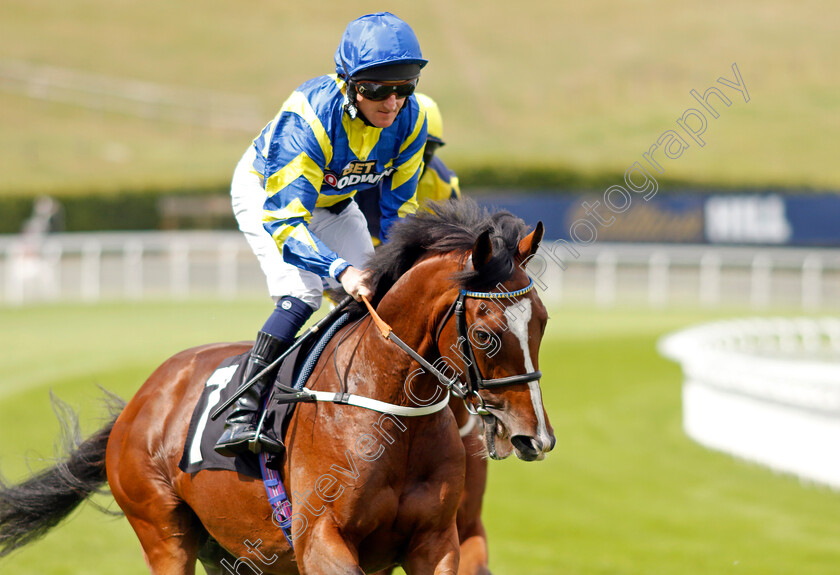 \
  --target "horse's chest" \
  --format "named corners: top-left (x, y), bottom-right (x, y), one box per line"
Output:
top-left (353, 475), bottom-right (459, 568)
top-left (398, 478), bottom-right (455, 520)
